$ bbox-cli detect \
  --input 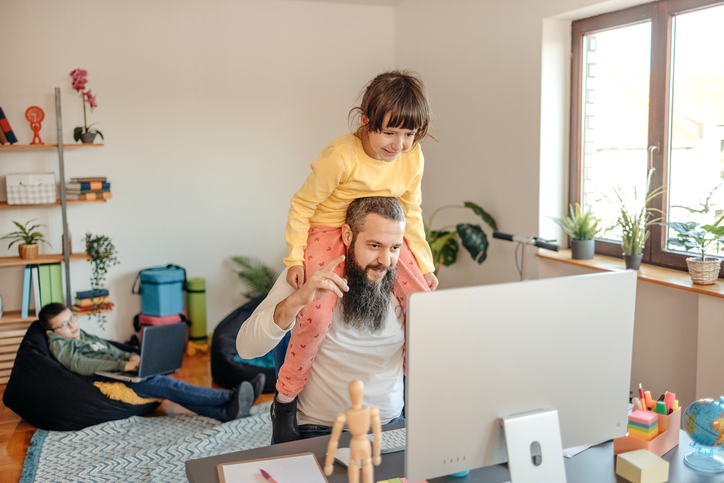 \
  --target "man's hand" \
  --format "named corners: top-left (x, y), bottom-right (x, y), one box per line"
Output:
top-left (124, 357), bottom-right (140, 371)
top-left (274, 256), bottom-right (349, 330)
top-left (286, 265), bottom-right (305, 290)
top-left (423, 271), bottom-right (439, 291)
